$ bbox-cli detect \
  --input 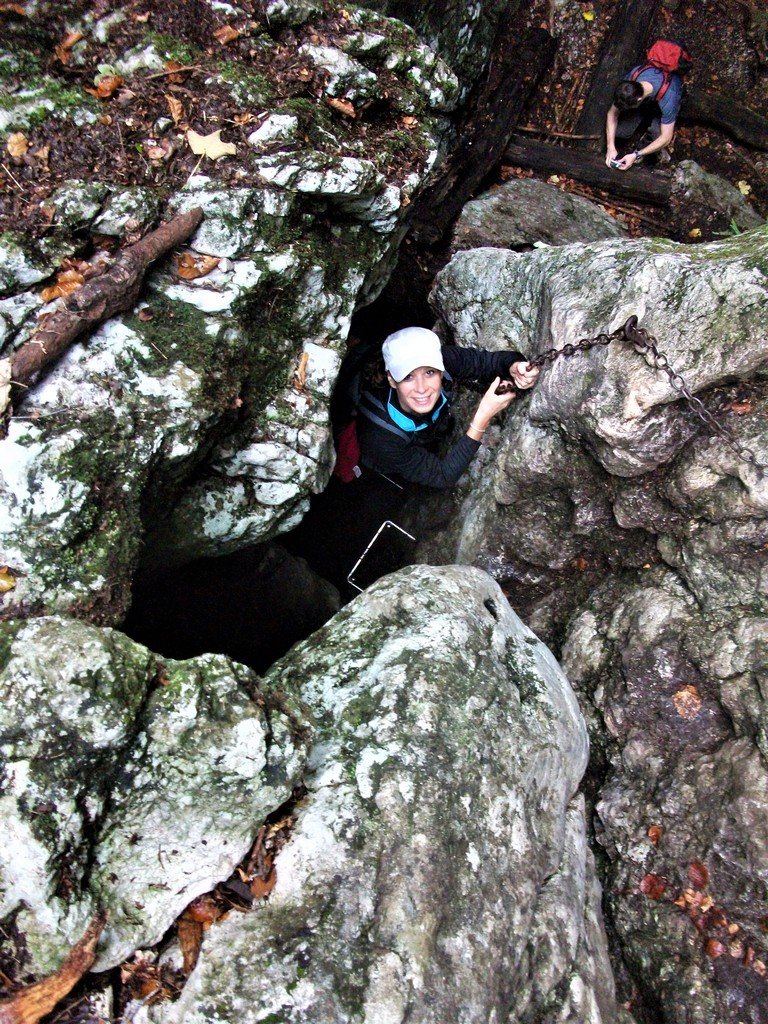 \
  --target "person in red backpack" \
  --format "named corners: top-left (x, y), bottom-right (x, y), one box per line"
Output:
top-left (605, 40), bottom-right (691, 171)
